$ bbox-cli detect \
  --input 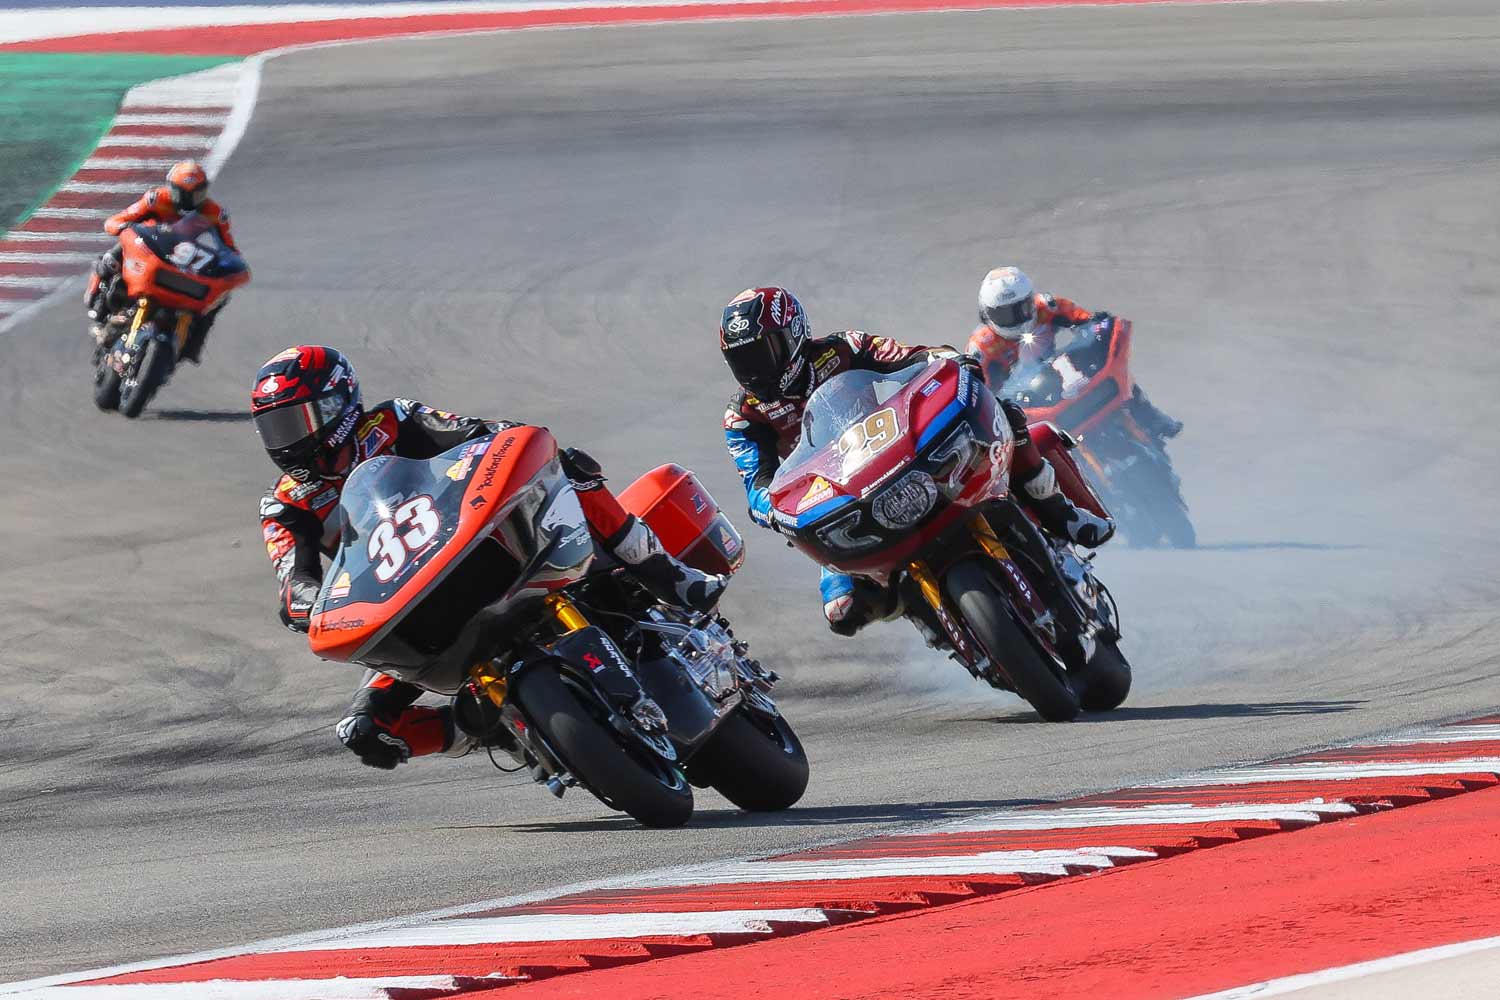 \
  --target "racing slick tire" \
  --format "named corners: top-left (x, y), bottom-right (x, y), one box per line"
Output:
top-left (93, 364), bottom-right (121, 411)
top-left (517, 666), bottom-right (694, 829)
top-left (944, 558), bottom-right (1081, 722)
top-left (1078, 637), bottom-right (1132, 712)
top-left (1122, 450), bottom-right (1196, 549)
top-left (689, 707), bottom-right (809, 812)
top-left (119, 338), bottom-right (171, 419)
